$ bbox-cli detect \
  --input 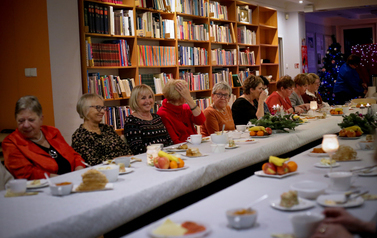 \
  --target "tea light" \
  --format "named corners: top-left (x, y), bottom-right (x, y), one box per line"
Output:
top-left (310, 101), bottom-right (318, 116)
top-left (322, 134), bottom-right (339, 172)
